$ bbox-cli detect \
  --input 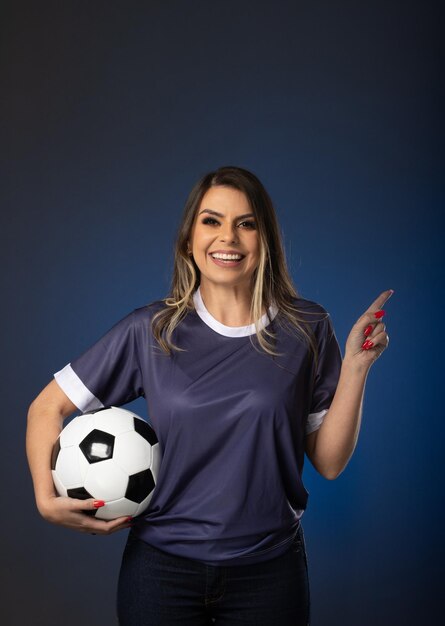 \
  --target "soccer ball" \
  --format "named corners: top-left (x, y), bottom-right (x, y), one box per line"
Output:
top-left (51, 406), bottom-right (161, 520)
